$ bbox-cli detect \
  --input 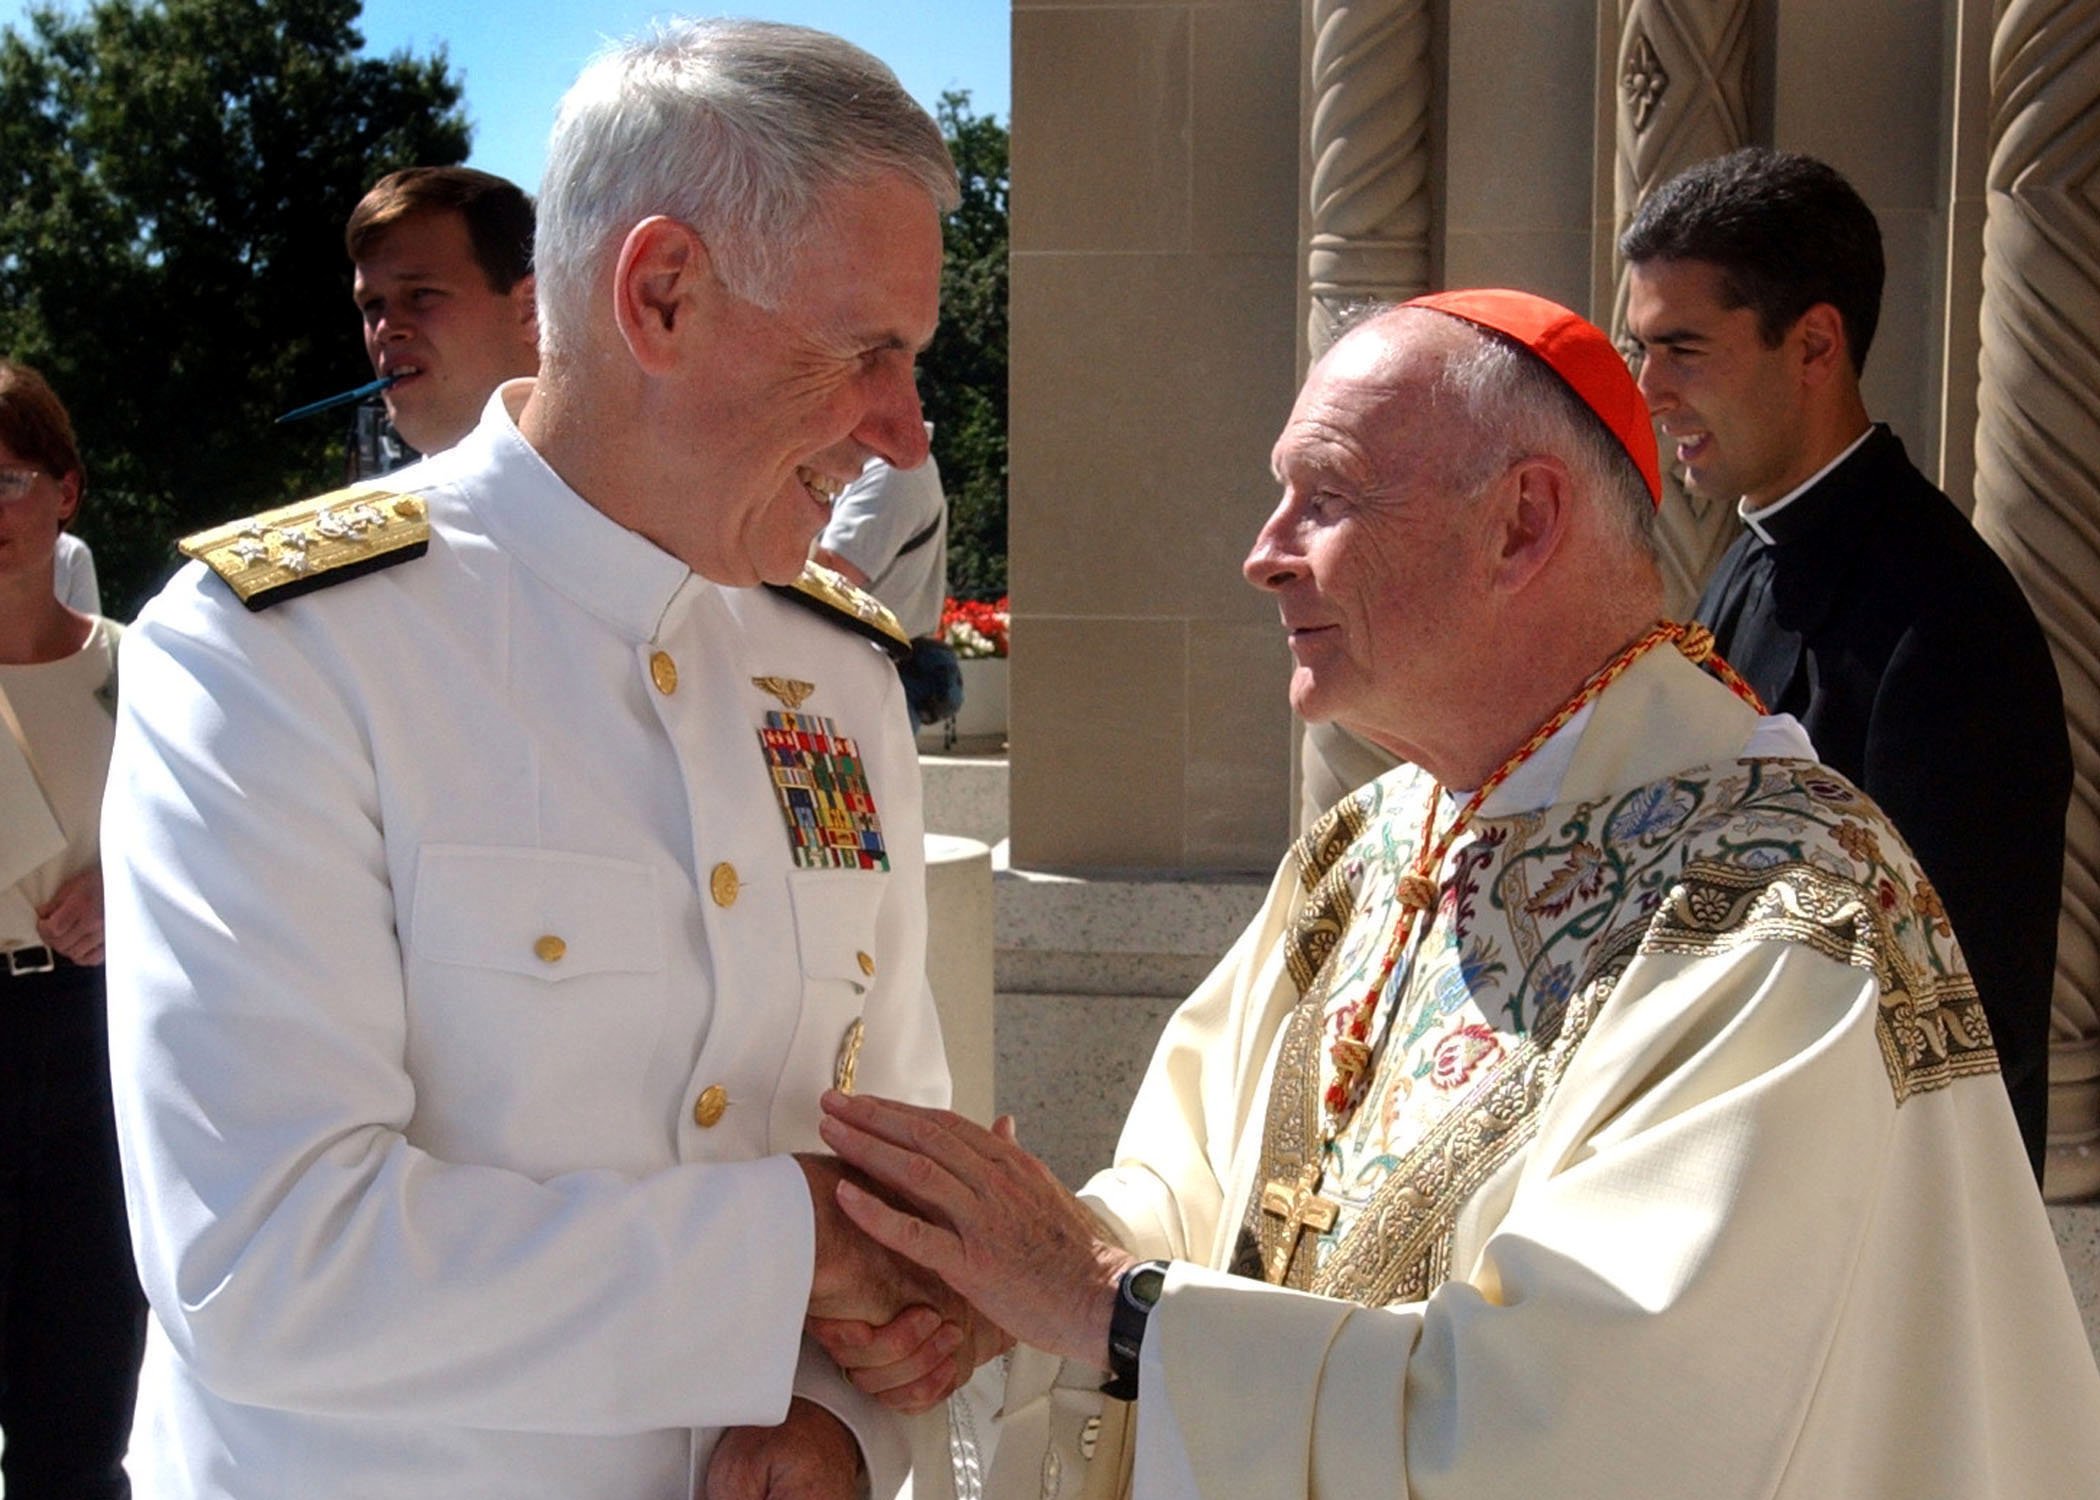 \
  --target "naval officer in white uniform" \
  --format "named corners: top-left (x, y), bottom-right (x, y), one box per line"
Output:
top-left (102, 20), bottom-right (977, 1499)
